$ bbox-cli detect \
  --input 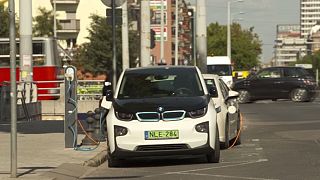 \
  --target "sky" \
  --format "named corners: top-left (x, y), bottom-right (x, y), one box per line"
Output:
top-left (190, 0), bottom-right (300, 63)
